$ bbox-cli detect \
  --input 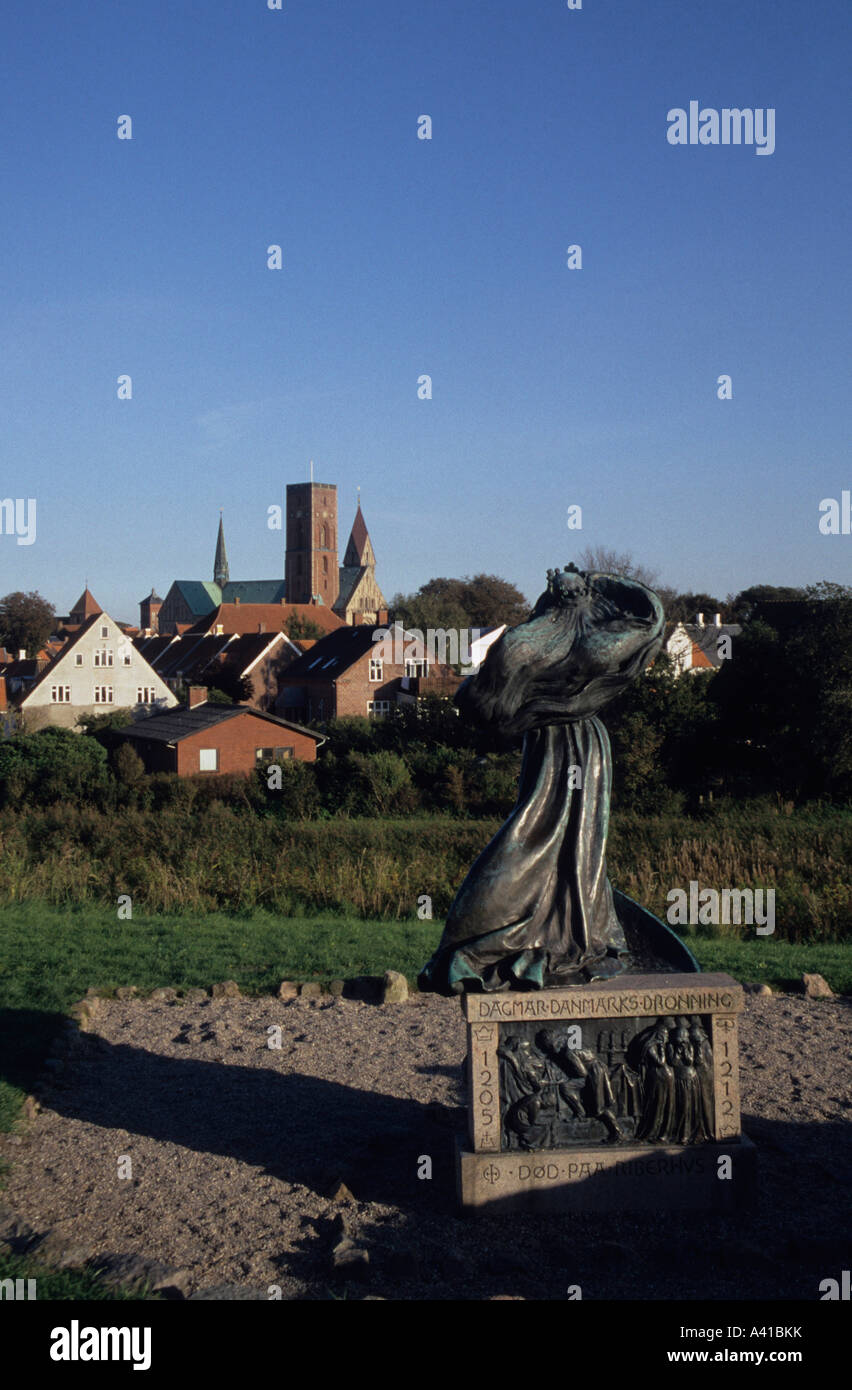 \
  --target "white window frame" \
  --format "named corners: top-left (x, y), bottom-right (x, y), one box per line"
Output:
top-left (93, 649), bottom-right (114, 668)
top-left (199, 748), bottom-right (218, 772)
top-left (93, 686), bottom-right (114, 705)
top-left (99, 625), bottom-right (109, 639)
top-left (367, 699), bottom-right (392, 719)
top-left (405, 658), bottom-right (429, 678)
top-left (50, 685), bottom-right (71, 704)
top-left (369, 658), bottom-right (383, 683)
